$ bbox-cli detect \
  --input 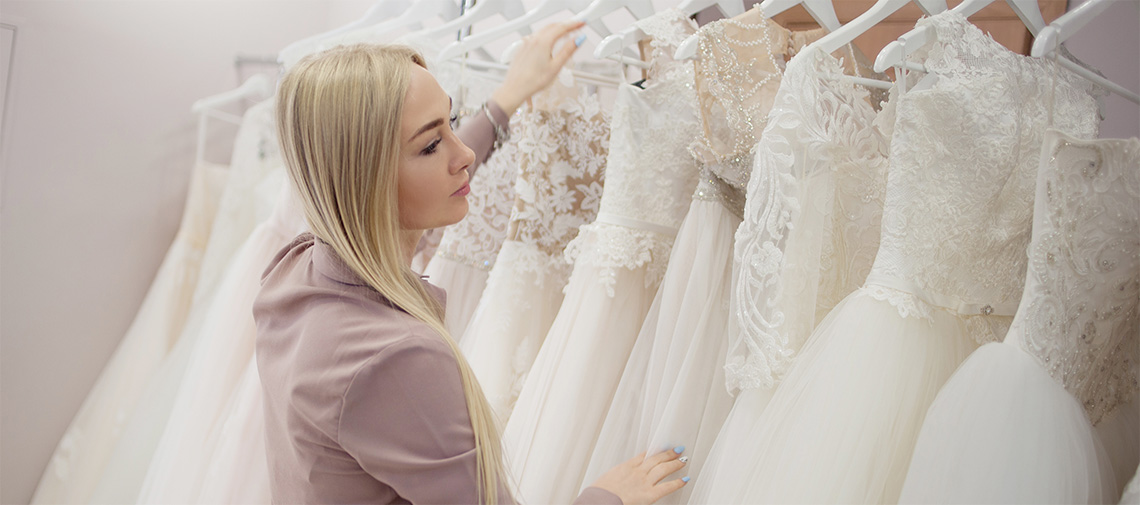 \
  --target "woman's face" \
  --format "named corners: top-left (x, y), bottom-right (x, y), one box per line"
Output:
top-left (397, 63), bottom-right (475, 231)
